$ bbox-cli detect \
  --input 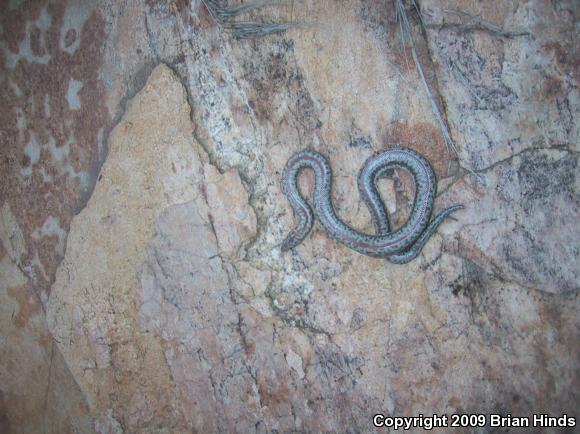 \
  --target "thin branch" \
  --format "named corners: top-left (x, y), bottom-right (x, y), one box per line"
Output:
top-left (443, 8), bottom-right (531, 38)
